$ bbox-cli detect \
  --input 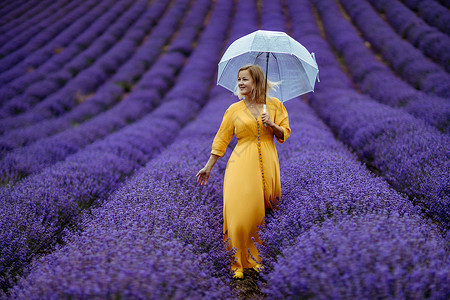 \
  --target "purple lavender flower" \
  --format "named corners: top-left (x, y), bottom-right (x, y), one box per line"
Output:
top-left (262, 214), bottom-right (449, 299)
top-left (403, 0), bottom-right (450, 35)
top-left (0, 0), bottom-right (232, 292)
top-left (336, 0), bottom-right (450, 98)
